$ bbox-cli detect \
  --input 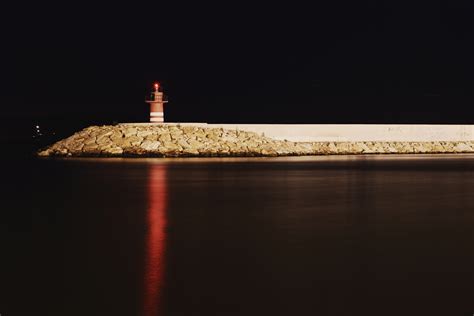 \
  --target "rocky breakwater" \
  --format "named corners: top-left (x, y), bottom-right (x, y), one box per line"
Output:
top-left (38, 124), bottom-right (474, 157)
